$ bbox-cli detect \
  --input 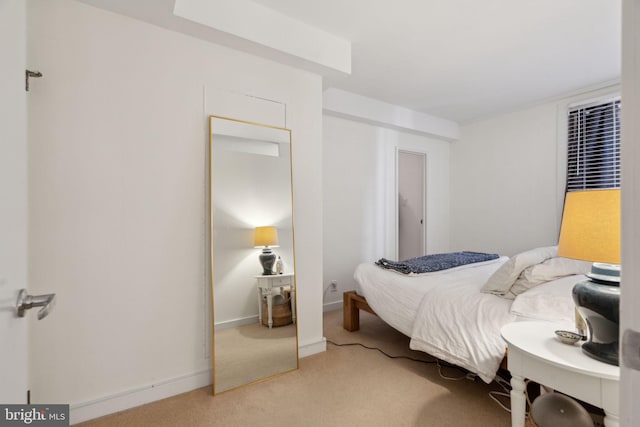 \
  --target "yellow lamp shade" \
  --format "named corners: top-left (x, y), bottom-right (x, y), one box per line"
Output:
top-left (254, 226), bottom-right (279, 248)
top-left (557, 189), bottom-right (620, 264)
